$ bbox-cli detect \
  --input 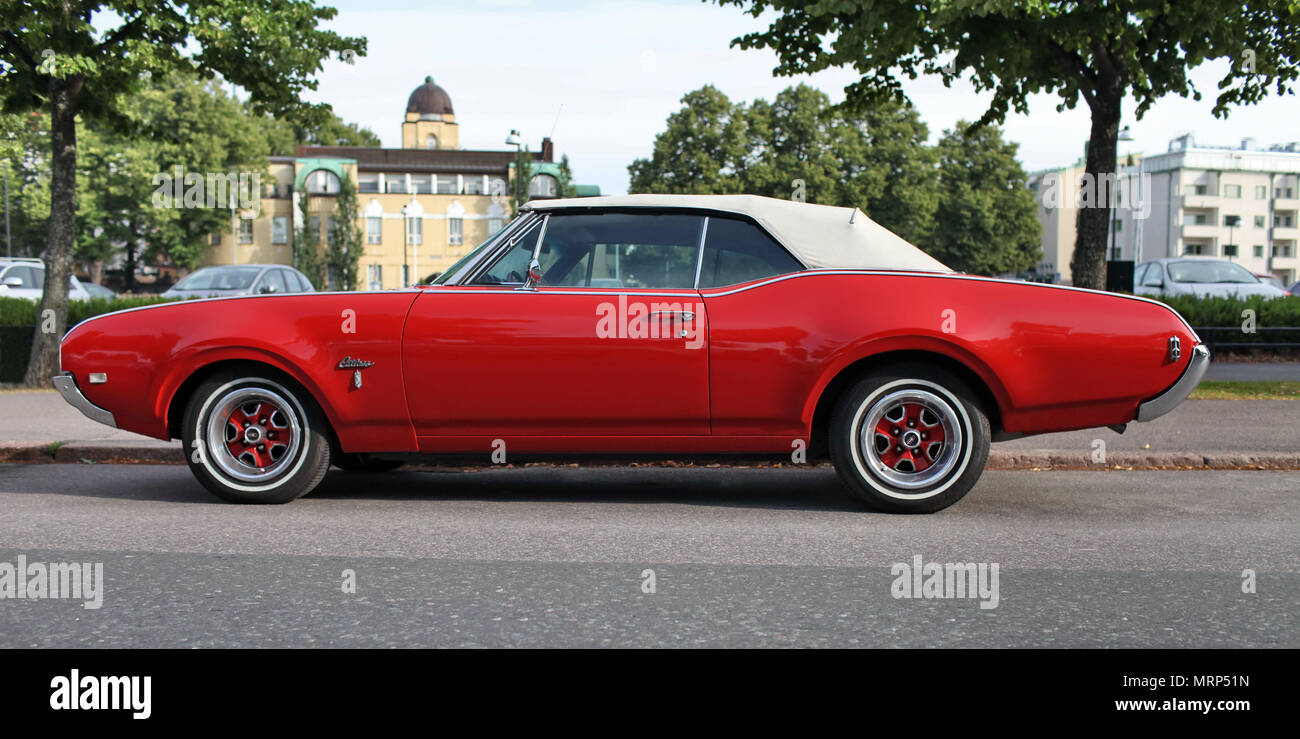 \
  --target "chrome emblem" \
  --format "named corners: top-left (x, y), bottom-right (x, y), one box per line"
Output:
top-left (1168, 336), bottom-right (1181, 362)
top-left (338, 357), bottom-right (374, 388)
